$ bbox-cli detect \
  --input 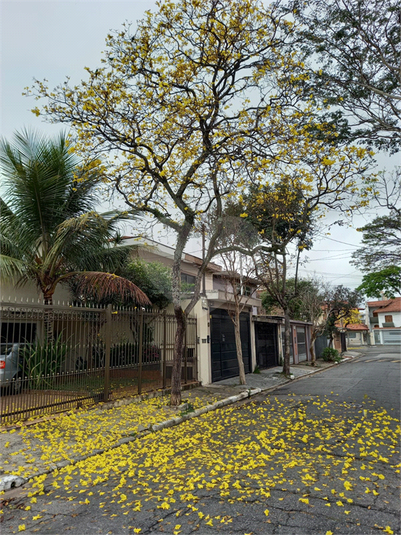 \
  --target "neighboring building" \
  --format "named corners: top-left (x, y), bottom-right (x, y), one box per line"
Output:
top-left (345, 323), bottom-right (369, 347)
top-left (365, 298), bottom-right (401, 345)
top-left (1, 237), bottom-right (314, 385)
